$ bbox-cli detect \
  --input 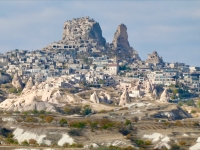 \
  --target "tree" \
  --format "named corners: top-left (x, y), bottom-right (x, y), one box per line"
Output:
top-left (59, 118), bottom-right (68, 127)
top-left (177, 101), bottom-right (183, 107)
top-left (81, 106), bottom-right (92, 116)
top-left (21, 140), bottom-right (29, 146)
top-left (32, 109), bottom-right (39, 115)
top-left (93, 64), bottom-right (97, 70)
top-left (29, 139), bottom-right (37, 145)
top-left (39, 114), bottom-right (45, 120)
top-left (170, 144), bottom-right (180, 150)
top-left (124, 119), bottom-right (131, 126)
top-left (197, 100), bottom-right (200, 108)
top-left (132, 116), bottom-right (139, 123)
top-left (83, 58), bottom-right (89, 64)
top-left (45, 116), bottom-right (54, 123)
